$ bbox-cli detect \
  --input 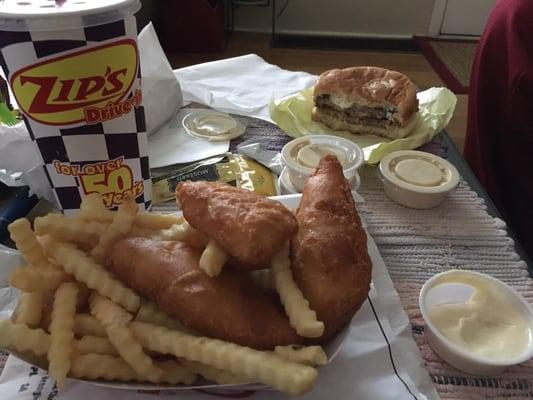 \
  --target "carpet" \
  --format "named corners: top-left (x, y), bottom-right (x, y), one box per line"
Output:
top-left (414, 36), bottom-right (478, 94)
